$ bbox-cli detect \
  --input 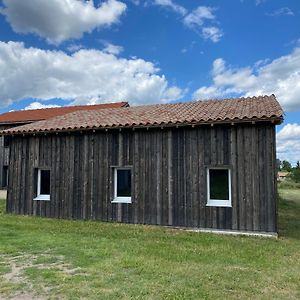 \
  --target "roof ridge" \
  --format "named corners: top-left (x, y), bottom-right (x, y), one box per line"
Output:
top-left (0, 101), bottom-right (129, 124)
top-left (1, 101), bottom-right (129, 114)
